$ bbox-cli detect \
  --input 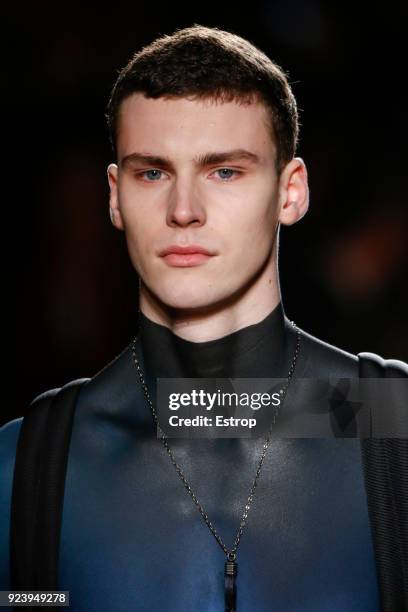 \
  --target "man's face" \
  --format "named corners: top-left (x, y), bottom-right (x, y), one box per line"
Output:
top-left (108, 93), bottom-right (283, 313)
